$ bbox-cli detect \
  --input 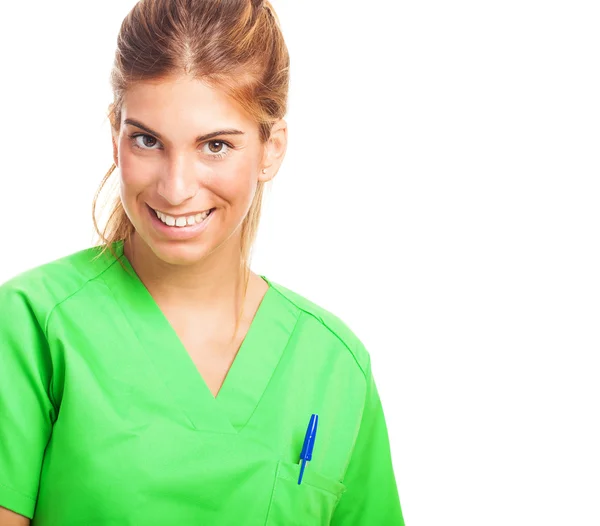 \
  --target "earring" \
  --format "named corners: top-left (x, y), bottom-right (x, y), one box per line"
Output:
top-left (262, 168), bottom-right (267, 174)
